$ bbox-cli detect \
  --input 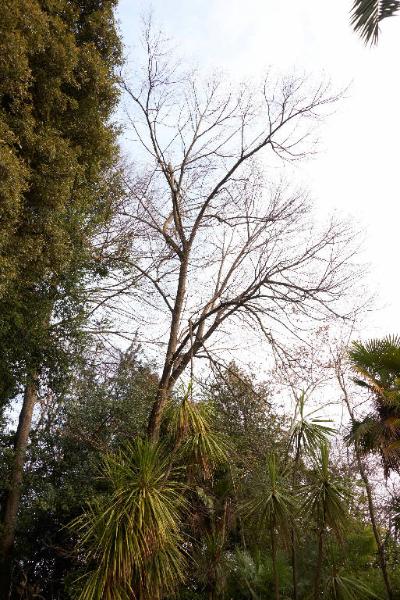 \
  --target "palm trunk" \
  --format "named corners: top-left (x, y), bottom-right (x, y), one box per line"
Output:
top-left (271, 518), bottom-right (280, 600)
top-left (290, 440), bottom-right (301, 600)
top-left (0, 376), bottom-right (38, 597)
top-left (355, 450), bottom-right (393, 599)
top-left (290, 529), bottom-right (298, 600)
top-left (314, 527), bottom-right (324, 600)
top-left (339, 370), bottom-right (393, 600)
